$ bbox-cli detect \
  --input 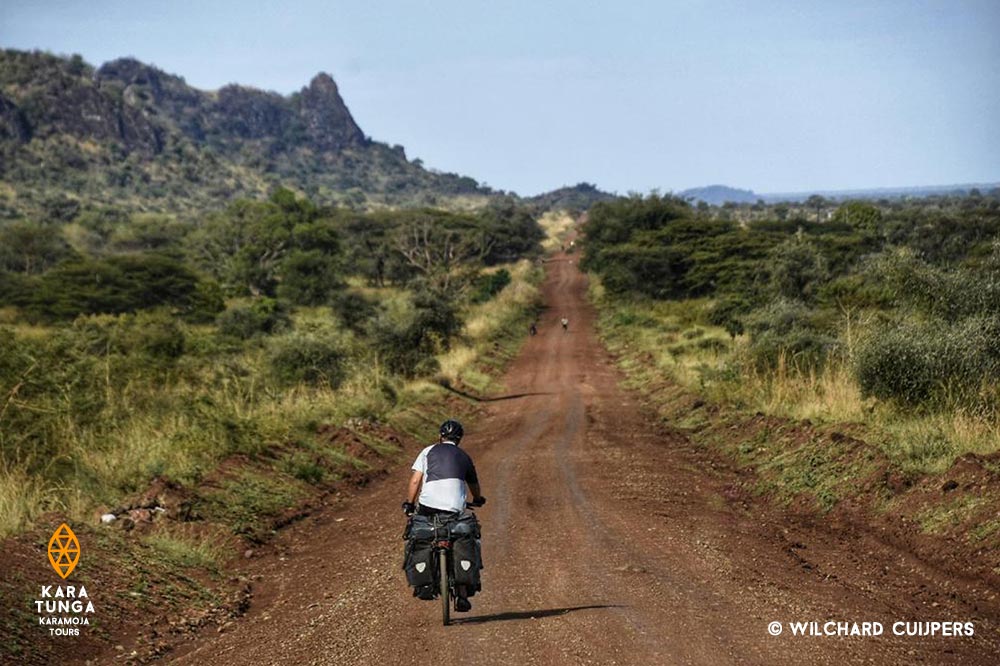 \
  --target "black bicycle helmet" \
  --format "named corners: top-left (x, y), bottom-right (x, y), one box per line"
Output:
top-left (439, 419), bottom-right (464, 444)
